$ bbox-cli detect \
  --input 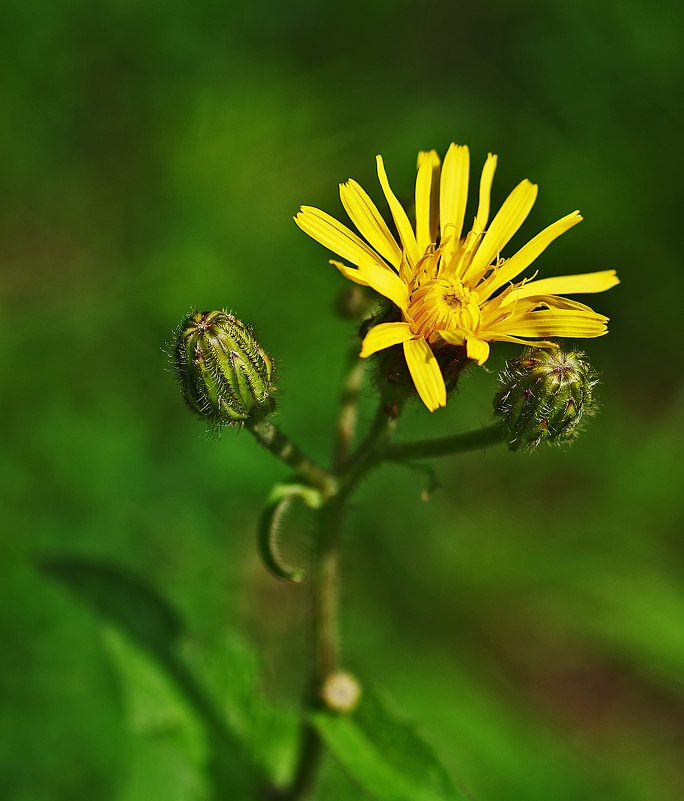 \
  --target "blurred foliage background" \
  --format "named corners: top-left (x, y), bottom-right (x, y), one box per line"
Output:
top-left (2, 0), bottom-right (684, 798)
